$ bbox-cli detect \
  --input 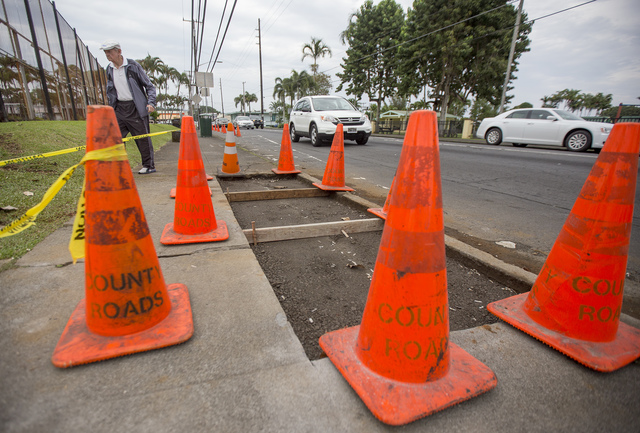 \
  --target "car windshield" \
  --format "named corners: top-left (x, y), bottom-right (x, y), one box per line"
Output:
top-left (311, 97), bottom-right (355, 112)
top-left (236, 116), bottom-right (250, 121)
top-left (552, 110), bottom-right (584, 121)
